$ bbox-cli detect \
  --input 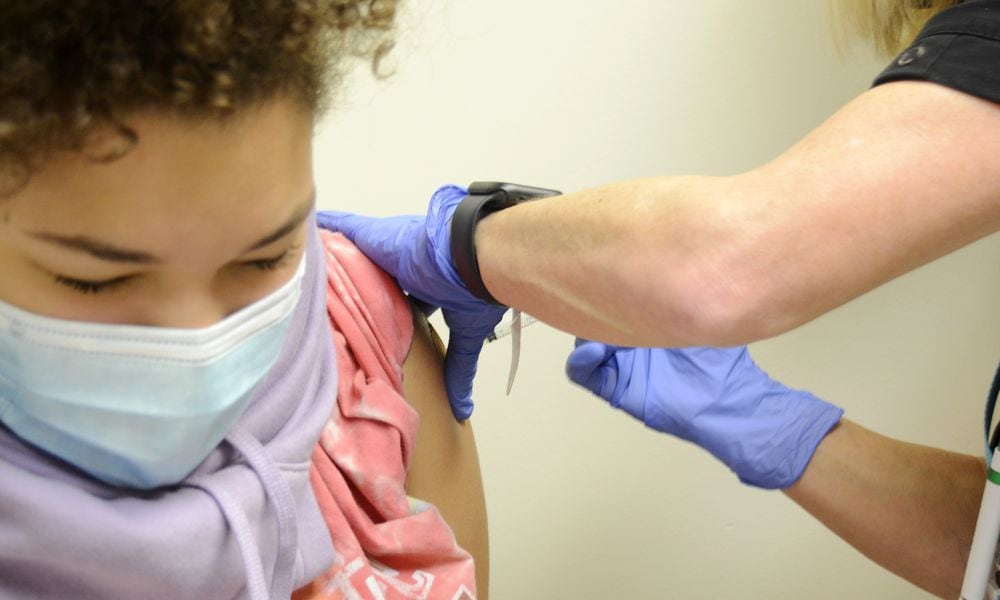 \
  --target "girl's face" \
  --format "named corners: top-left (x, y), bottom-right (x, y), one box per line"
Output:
top-left (0, 98), bottom-right (315, 328)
